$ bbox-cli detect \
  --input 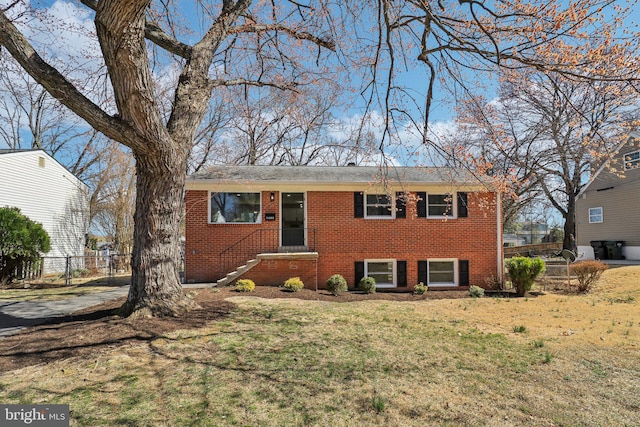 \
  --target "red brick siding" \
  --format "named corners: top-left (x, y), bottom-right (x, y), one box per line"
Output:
top-left (185, 190), bottom-right (499, 288)
top-left (233, 258), bottom-right (318, 289)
